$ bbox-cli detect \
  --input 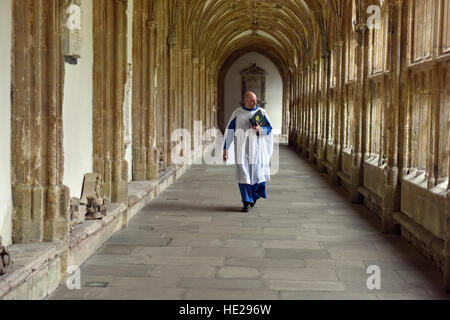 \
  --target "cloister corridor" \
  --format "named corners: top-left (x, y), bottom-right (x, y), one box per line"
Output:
top-left (48, 146), bottom-right (449, 300)
top-left (1, 0), bottom-right (449, 301)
